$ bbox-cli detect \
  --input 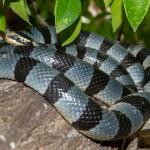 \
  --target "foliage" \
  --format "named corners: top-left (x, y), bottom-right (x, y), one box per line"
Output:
top-left (0, 10), bottom-right (6, 32)
top-left (0, 0), bottom-right (150, 47)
